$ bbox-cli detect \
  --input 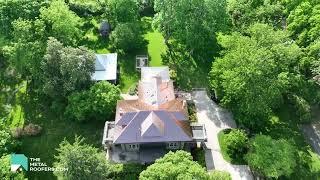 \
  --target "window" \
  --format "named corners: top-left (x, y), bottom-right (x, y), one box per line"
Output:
top-left (168, 142), bottom-right (179, 149)
top-left (127, 144), bottom-right (139, 151)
